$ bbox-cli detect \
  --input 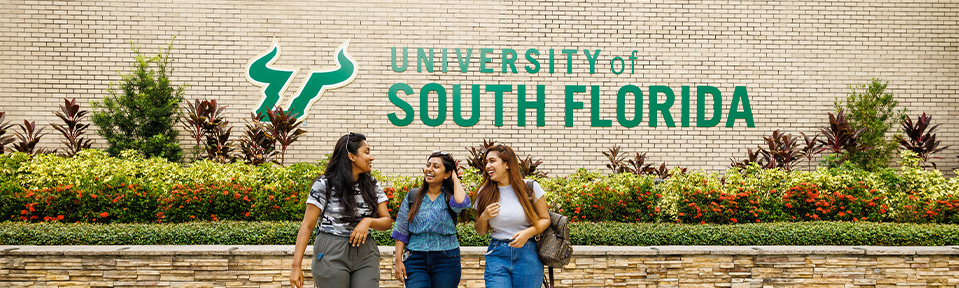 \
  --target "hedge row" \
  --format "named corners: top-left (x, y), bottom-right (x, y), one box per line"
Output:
top-left (2, 221), bottom-right (957, 246)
